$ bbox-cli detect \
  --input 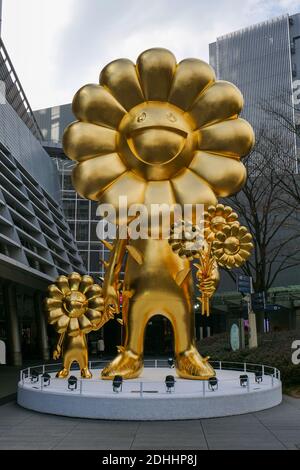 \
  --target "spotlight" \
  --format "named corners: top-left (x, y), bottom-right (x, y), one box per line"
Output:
top-left (165, 375), bottom-right (175, 393)
top-left (30, 369), bottom-right (39, 383)
top-left (68, 375), bottom-right (78, 391)
top-left (113, 375), bottom-right (123, 393)
top-left (42, 373), bottom-right (51, 387)
top-left (208, 377), bottom-right (218, 391)
top-left (240, 374), bottom-right (249, 387)
top-left (255, 371), bottom-right (263, 383)
top-left (168, 358), bottom-right (174, 368)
